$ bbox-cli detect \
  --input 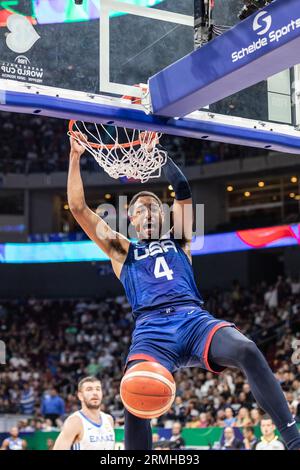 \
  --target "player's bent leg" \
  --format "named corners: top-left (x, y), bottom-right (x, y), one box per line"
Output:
top-left (124, 359), bottom-right (152, 451)
top-left (208, 326), bottom-right (300, 450)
